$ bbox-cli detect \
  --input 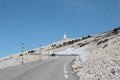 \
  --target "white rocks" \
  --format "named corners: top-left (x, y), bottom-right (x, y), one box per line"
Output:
top-left (72, 32), bottom-right (120, 80)
top-left (0, 54), bottom-right (48, 69)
